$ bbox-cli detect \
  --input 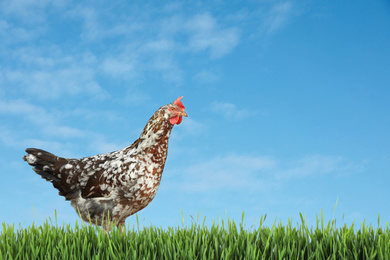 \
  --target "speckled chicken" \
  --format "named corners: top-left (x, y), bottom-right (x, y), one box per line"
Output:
top-left (23, 97), bottom-right (187, 232)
